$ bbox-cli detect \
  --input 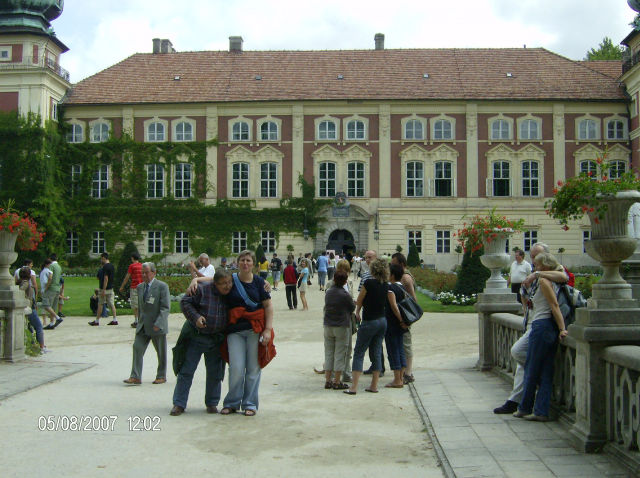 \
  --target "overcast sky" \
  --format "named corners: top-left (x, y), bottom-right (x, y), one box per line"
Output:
top-left (52, 0), bottom-right (639, 83)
